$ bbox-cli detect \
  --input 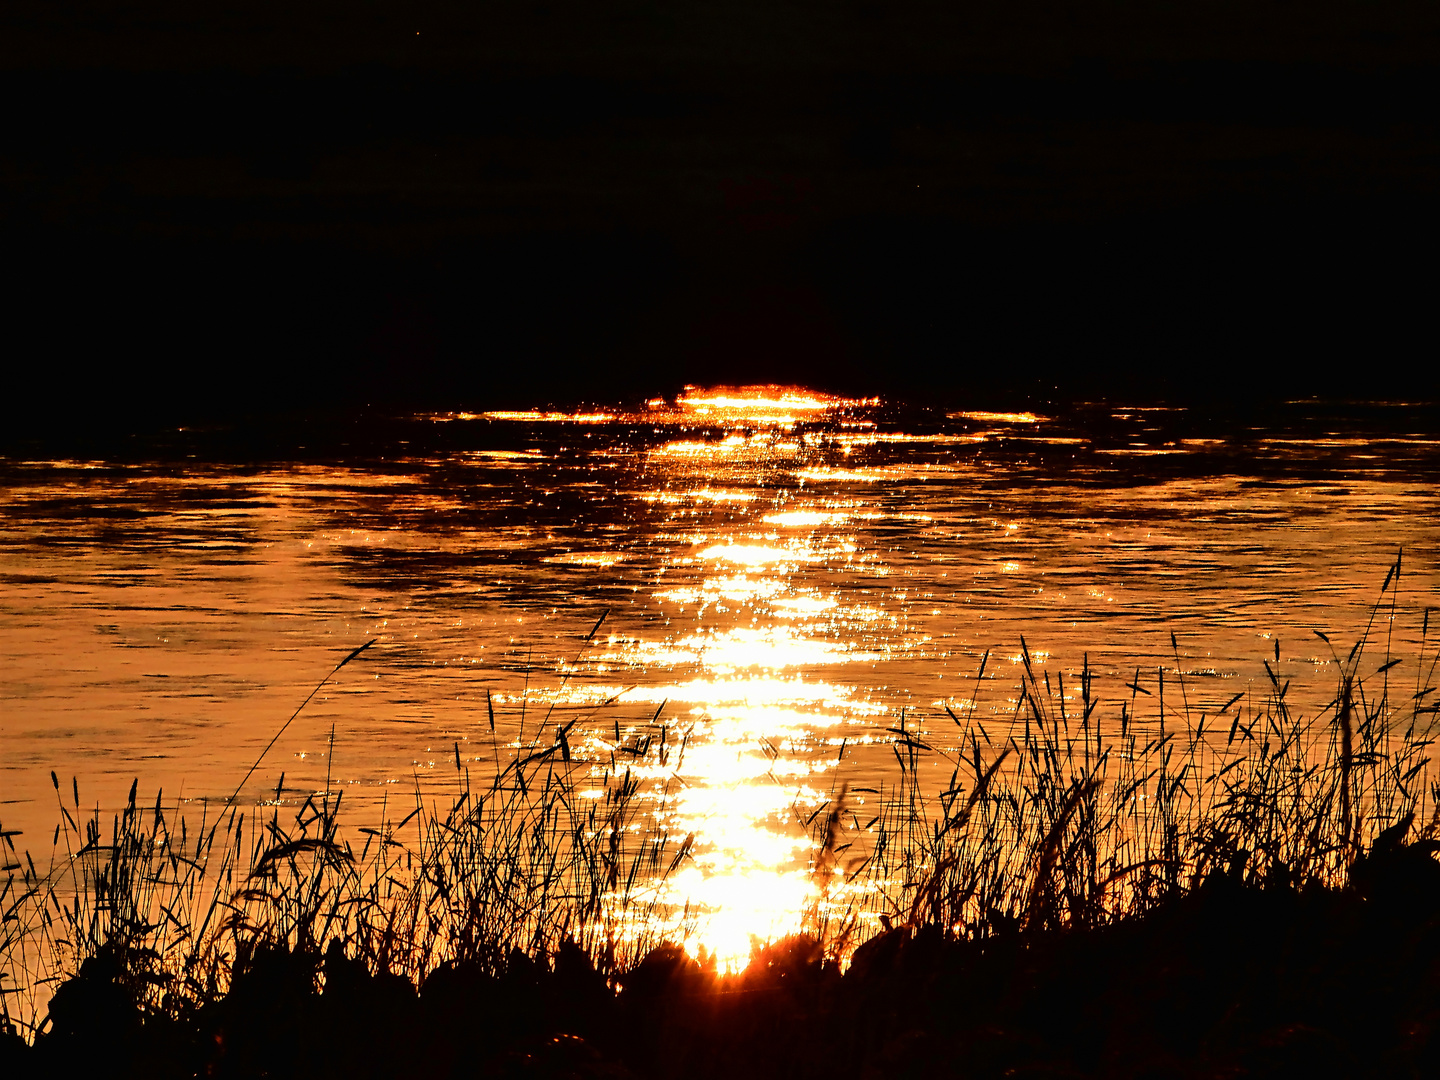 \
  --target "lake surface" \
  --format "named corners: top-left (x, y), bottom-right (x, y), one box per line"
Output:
top-left (3, 390), bottom-right (1438, 962)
